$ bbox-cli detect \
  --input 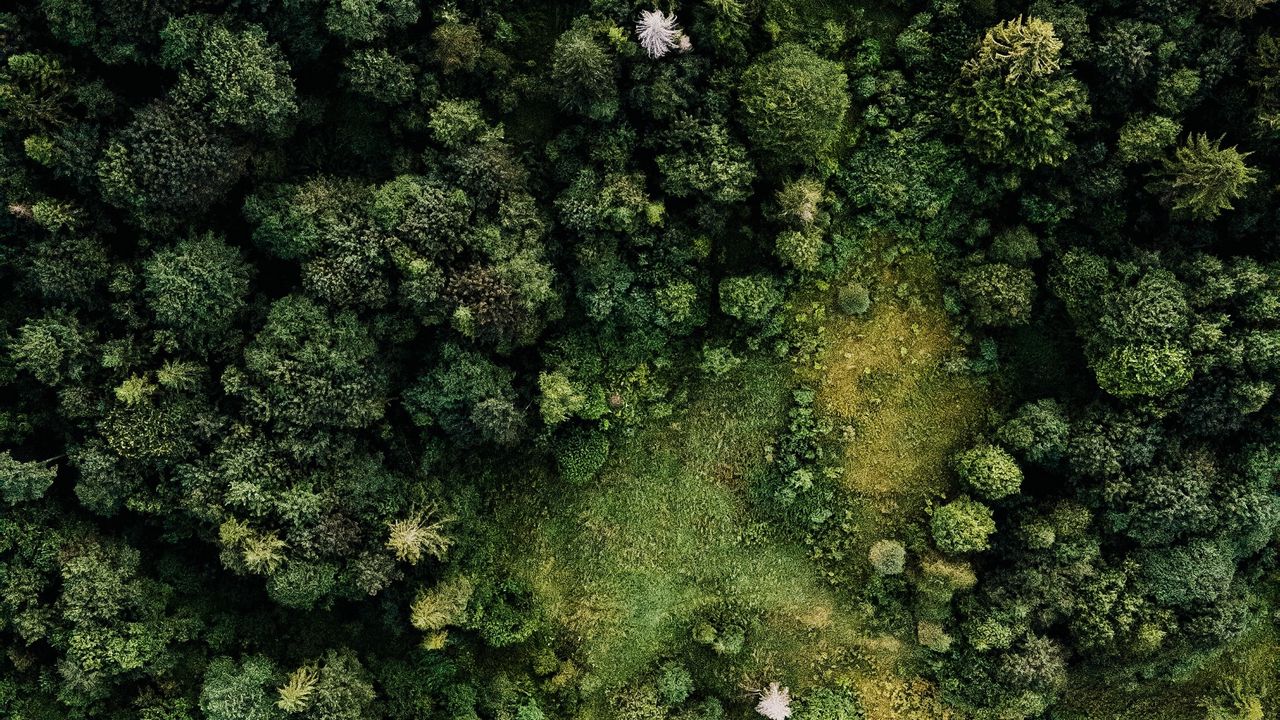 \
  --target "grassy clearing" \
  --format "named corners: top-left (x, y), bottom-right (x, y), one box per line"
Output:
top-left (807, 249), bottom-right (989, 559)
top-left (496, 248), bottom-right (991, 719)
top-left (500, 358), bottom-right (874, 714)
top-left (802, 248), bottom-right (989, 720)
